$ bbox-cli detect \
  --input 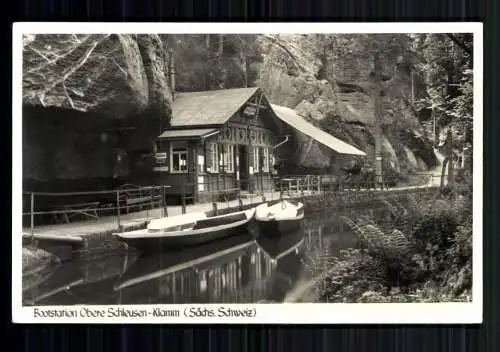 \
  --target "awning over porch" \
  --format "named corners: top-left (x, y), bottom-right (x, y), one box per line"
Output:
top-left (270, 104), bottom-right (366, 156)
top-left (158, 128), bottom-right (220, 140)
